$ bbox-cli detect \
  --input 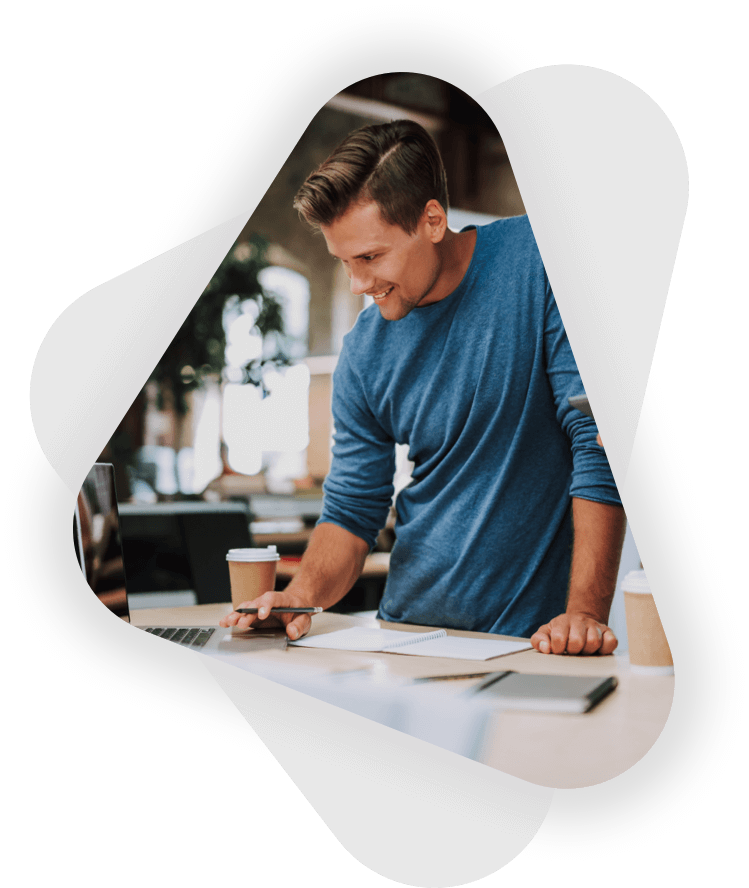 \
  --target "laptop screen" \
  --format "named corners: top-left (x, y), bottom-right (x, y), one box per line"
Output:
top-left (74, 463), bottom-right (131, 622)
